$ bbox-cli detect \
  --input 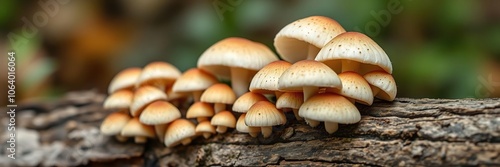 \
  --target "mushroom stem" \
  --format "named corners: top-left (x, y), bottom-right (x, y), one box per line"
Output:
top-left (214, 103), bottom-right (226, 113)
top-left (181, 138), bottom-right (192, 145)
top-left (230, 67), bottom-right (251, 97)
top-left (306, 45), bottom-right (320, 60)
top-left (324, 121), bottom-right (339, 134)
top-left (303, 86), bottom-right (319, 101)
top-left (202, 133), bottom-right (212, 139)
top-left (292, 109), bottom-right (303, 121)
top-left (193, 91), bottom-right (203, 102)
top-left (261, 126), bottom-right (273, 138)
top-left (134, 136), bottom-right (147, 143)
top-left (115, 134), bottom-right (128, 142)
top-left (305, 119), bottom-right (320, 127)
top-left (154, 124), bottom-right (168, 142)
top-left (370, 85), bottom-right (381, 96)
top-left (249, 132), bottom-right (259, 138)
top-left (216, 126), bottom-right (228, 133)
top-left (197, 117), bottom-right (208, 122)
top-left (342, 60), bottom-right (360, 73)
